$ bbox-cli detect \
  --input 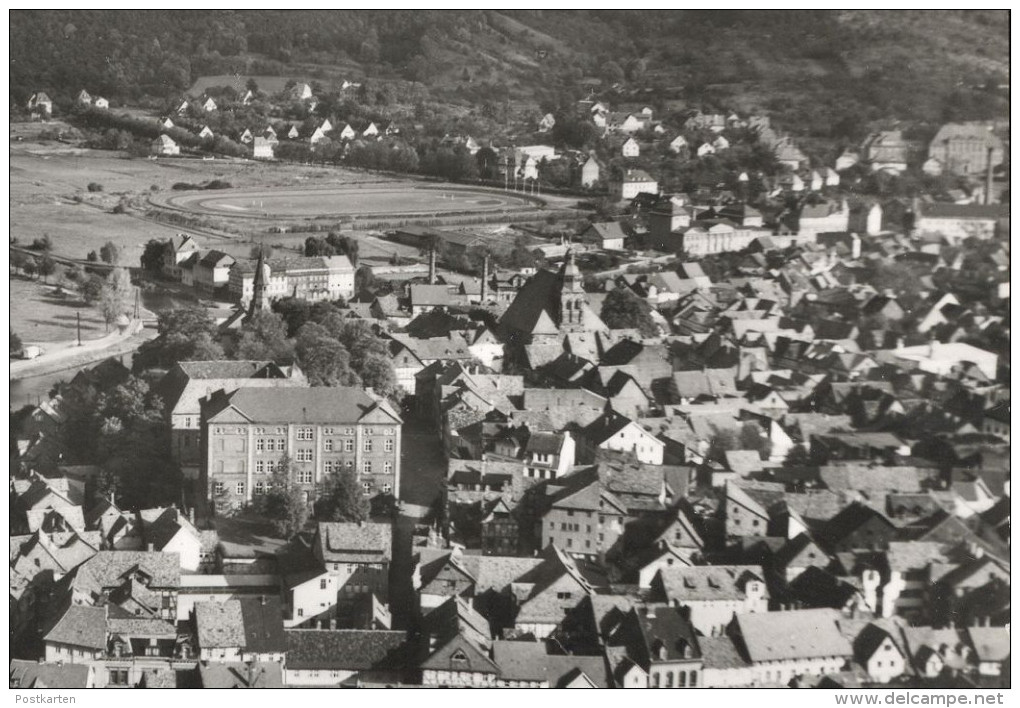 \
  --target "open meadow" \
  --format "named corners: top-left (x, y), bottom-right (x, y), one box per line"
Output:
top-left (9, 275), bottom-right (108, 344)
